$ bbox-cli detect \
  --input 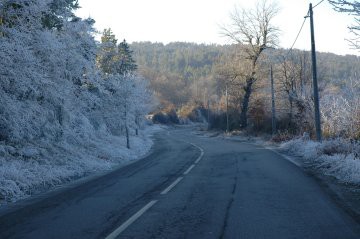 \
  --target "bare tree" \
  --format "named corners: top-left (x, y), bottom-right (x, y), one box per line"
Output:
top-left (221, 0), bottom-right (279, 128)
top-left (276, 51), bottom-right (313, 133)
top-left (278, 54), bottom-right (300, 128)
top-left (329, 0), bottom-right (360, 49)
